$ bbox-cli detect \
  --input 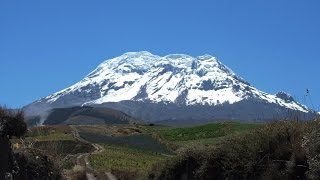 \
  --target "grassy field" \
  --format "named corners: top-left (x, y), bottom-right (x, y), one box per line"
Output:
top-left (144, 122), bottom-right (260, 148)
top-left (18, 123), bottom-right (260, 179)
top-left (79, 131), bottom-right (172, 154)
top-left (89, 145), bottom-right (168, 179)
top-left (77, 123), bottom-right (260, 179)
top-left (75, 125), bottom-right (172, 179)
